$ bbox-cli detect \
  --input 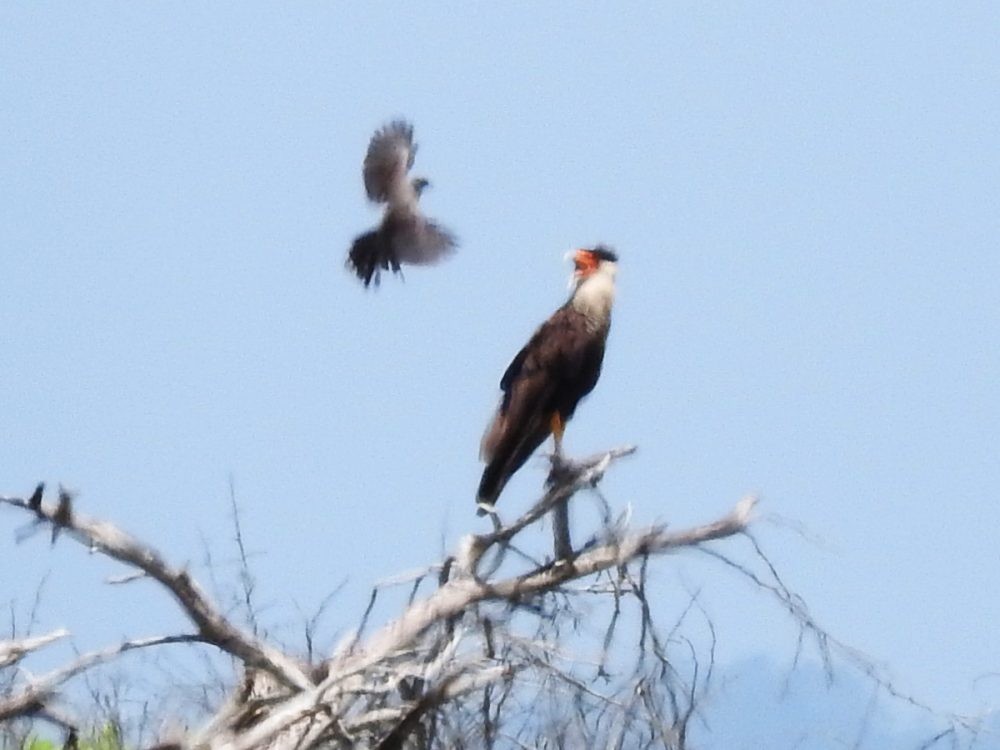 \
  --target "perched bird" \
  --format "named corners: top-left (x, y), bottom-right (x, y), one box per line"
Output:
top-left (477, 246), bottom-right (619, 509)
top-left (51, 485), bottom-right (74, 545)
top-left (346, 120), bottom-right (457, 287)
